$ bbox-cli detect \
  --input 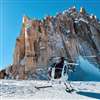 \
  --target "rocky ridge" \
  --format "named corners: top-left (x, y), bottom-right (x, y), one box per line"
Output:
top-left (0, 7), bottom-right (100, 80)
